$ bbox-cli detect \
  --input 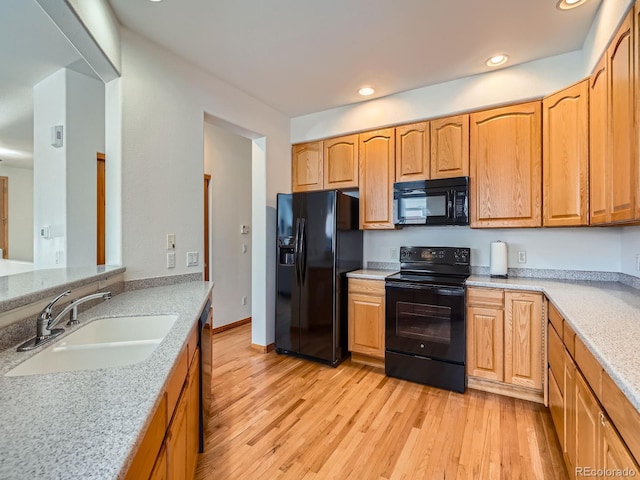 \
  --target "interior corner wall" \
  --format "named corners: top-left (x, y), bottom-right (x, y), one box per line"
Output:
top-left (118, 28), bottom-right (290, 346)
top-left (33, 69), bottom-right (67, 268)
top-left (621, 226), bottom-right (640, 278)
top-left (203, 121), bottom-right (252, 328)
top-left (65, 69), bottom-right (105, 267)
top-left (105, 78), bottom-right (122, 266)
top-left (0, 165), bottom-right (33, 262)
